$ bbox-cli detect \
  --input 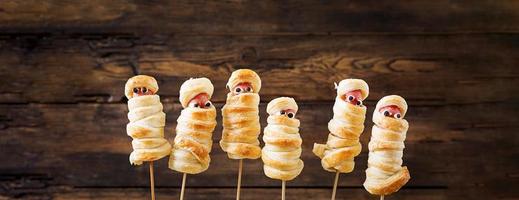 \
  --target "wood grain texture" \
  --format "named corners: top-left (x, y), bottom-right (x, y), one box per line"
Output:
top-left (6, 188), bottom-right (451, 200)
top-left (1, 102), bottom-right (518, 199)
top-left (1, 1), bottom-right (519, 34)
top-left (1, 1), bottom-right (519, 199)
top-left (0, 34), bottom-right (518, 104)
